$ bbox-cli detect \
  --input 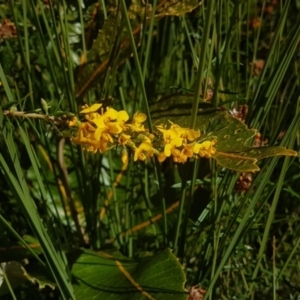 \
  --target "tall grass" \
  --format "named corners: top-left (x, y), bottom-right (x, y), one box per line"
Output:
top-left (0, 0), bottom-right (299, 299)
